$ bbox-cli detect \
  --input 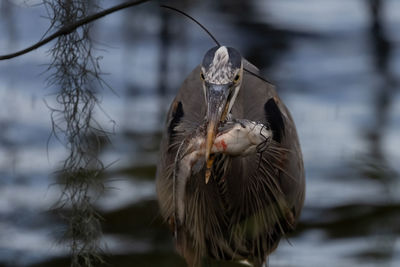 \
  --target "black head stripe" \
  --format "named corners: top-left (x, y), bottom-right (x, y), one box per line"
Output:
top-left (264, 98), bottom-right (285, 143)
top-left (202, 46), bottom-right (219, 69)
top-left (226, 47), bottom-right (242, 69)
